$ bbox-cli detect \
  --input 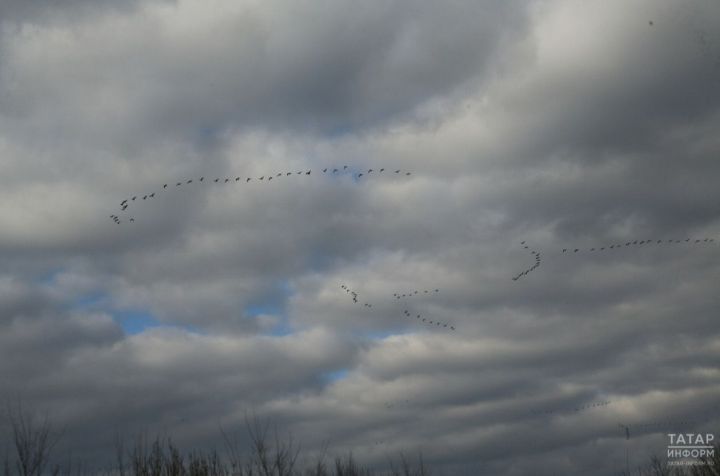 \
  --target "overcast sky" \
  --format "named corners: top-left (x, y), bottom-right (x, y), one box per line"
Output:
top-left (1, 0), bottom-right (719, 474)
